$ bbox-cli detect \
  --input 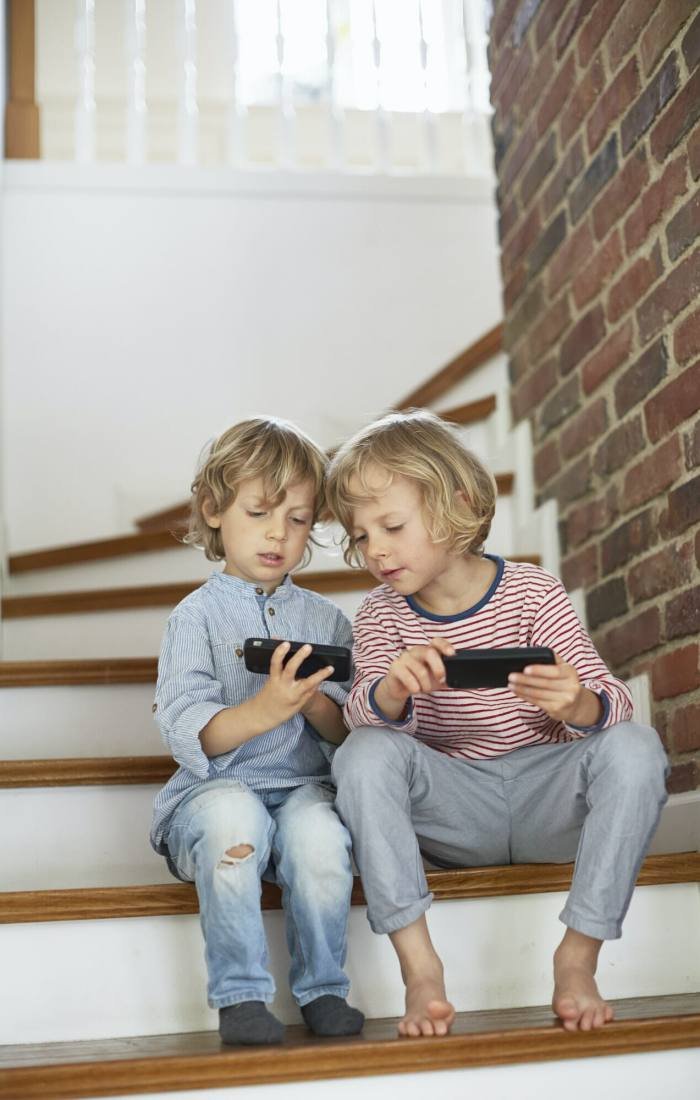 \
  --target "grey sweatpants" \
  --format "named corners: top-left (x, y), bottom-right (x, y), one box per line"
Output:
top-left (332, 722), bottom-right (668, 941)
